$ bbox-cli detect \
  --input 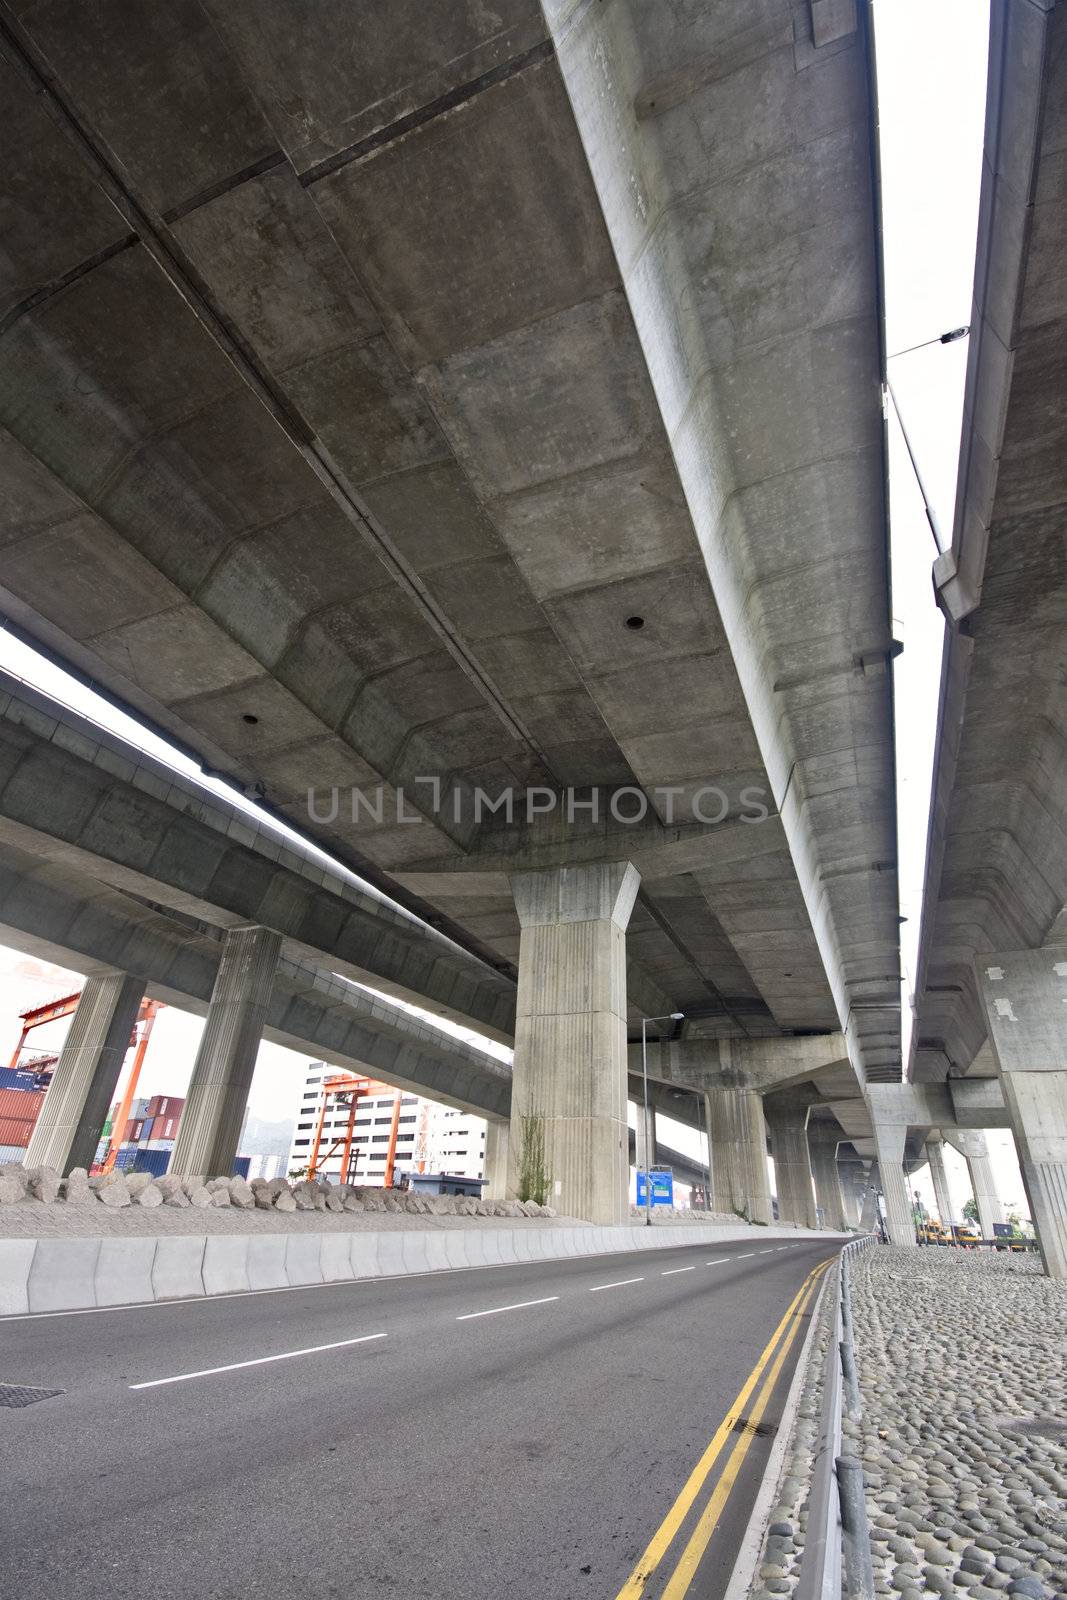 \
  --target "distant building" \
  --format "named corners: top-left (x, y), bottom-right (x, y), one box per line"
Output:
top-left (287, 1061), bottom-right (486, 1186)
